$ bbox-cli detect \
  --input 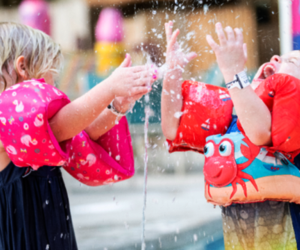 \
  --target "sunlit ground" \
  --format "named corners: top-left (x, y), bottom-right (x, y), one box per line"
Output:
top-left (64, 172), bottom-right (224, 250)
